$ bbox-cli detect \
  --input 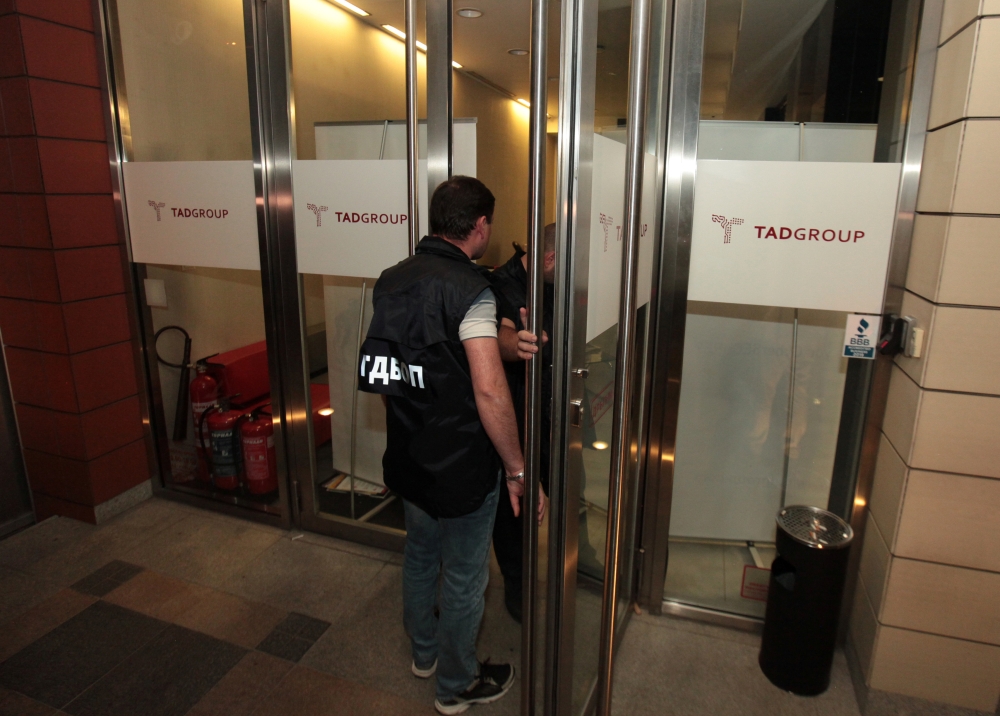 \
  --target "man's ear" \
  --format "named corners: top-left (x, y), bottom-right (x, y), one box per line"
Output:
top-left (544, 251), bottom-right (556, 266)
